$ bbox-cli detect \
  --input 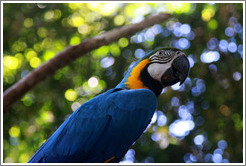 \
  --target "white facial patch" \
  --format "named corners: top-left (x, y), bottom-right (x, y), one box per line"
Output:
top-left (147, 62), bottom-right (172, 82)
